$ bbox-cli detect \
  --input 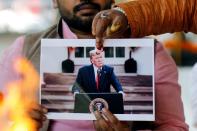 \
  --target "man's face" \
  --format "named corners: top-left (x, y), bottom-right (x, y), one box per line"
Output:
top-left (91, 53), bottom-right (104, 68)
top-left (56, 0), bottom-right (113, 32)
